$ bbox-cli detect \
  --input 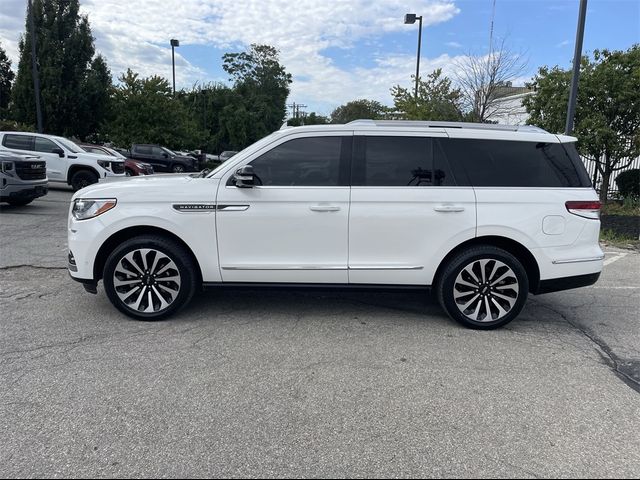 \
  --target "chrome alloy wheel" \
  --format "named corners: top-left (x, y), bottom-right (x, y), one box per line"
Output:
top-left (453, 258), bottom-right (520, 322)
top-left (113, 248), bottom-right (181, 313)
